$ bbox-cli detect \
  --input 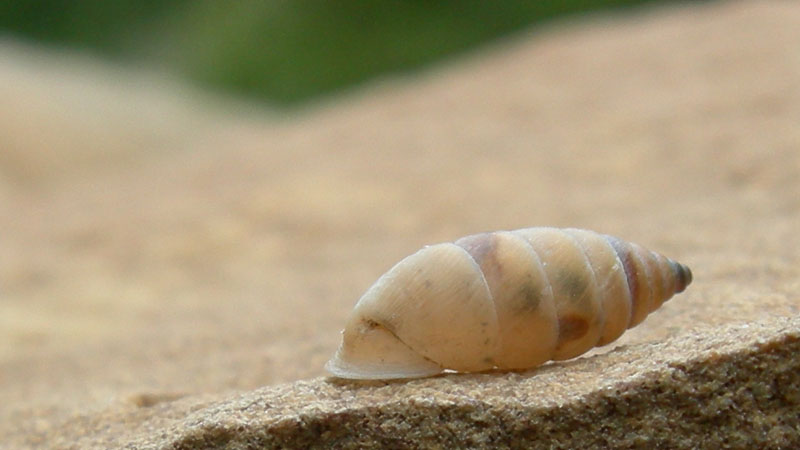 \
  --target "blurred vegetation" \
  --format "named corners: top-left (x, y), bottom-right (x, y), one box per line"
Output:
top-left (0, 0), bottom-right (669, 106)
